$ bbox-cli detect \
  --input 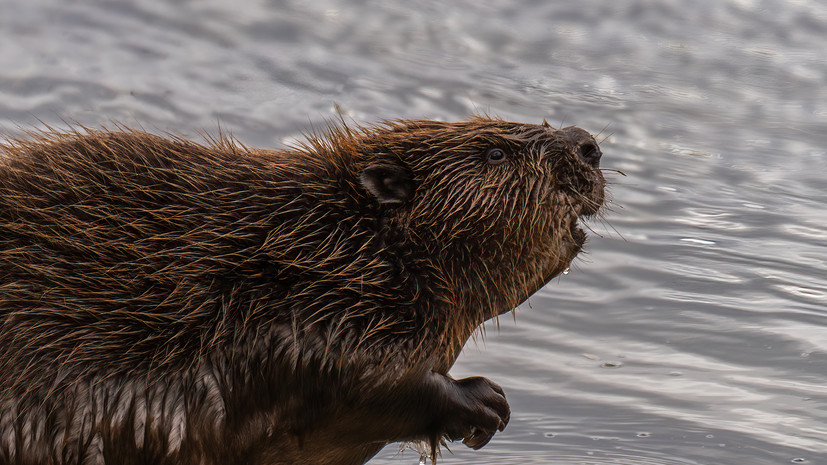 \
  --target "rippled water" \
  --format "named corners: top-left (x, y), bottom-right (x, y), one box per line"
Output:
top-left (2, 1), bottom-right (826, 464)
